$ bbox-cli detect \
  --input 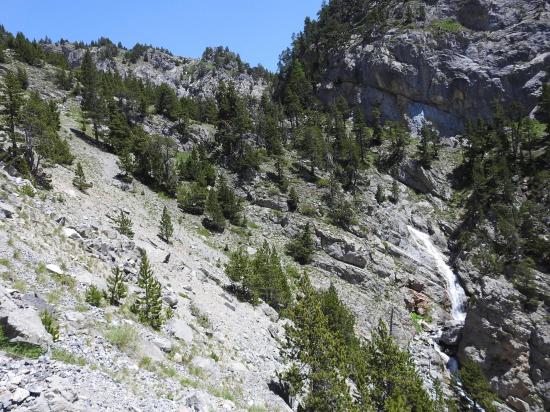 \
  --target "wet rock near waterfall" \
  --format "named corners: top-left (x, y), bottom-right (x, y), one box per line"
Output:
top-left (439, 320), bottom-right (463, 348)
